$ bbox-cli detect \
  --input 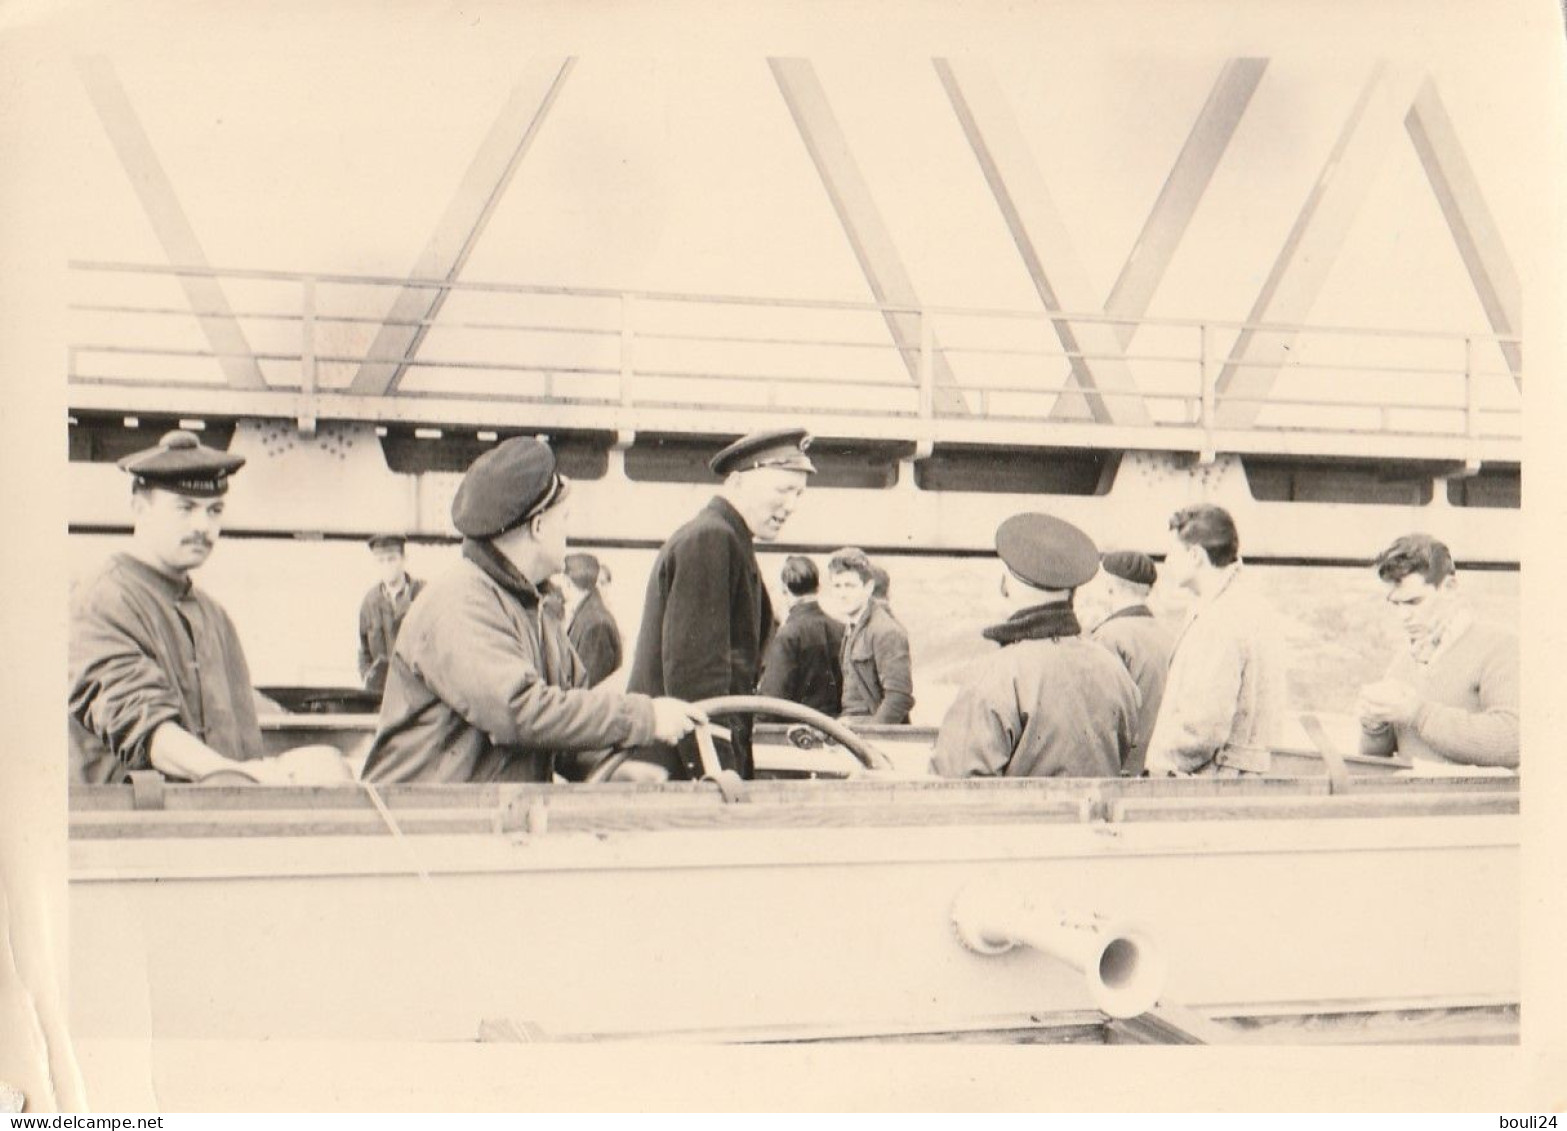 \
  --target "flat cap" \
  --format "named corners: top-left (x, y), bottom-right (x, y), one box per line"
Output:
top-left (1101, 549), bottom-right (1157, 587)
top-left (709, 427), bottom-right (816, 476)
top-left (118, 429), bottom-right (245, 498)
top-left (995, 512), bottom-right (1100, 591)
top-left (367, 533), bottom-right (407, 551)
top-left (450, 436), bottom-right (569, 539)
